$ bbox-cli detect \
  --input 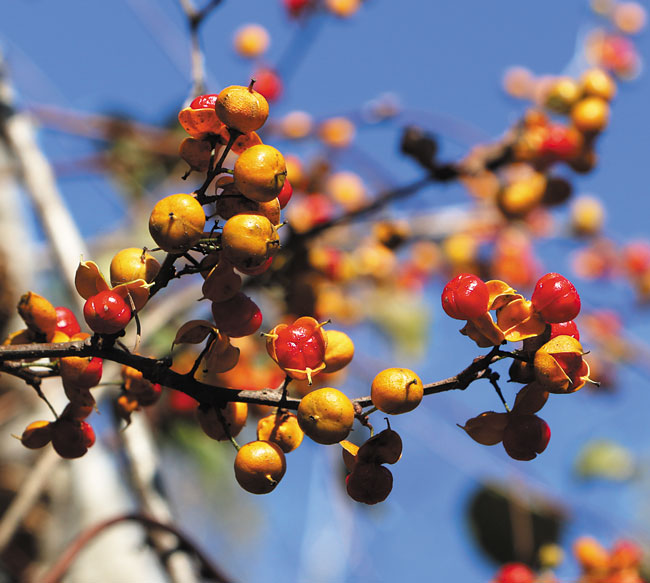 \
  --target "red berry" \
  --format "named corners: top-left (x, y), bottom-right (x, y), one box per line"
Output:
top-left (267, 316), bottom-right (327, 376)
top-left (549, 320), bottom-right (580, 341)
top-left (83, 291), bottom-right (132, 334)
top-left (211, 292), bottom-right (263, 337)
top-left (531, 272), bottom-right (581, 324)
top-left (236, 256), bottom-right (274, 276)
top-left (492, 562), bottom-right (535, 583)
top-left (283, 0), bottom-right (310, 17)
top-left (54, 306), bottom-right (81, 337)
top-left (441, 273), bottom-right (490, 320)
top-left (277, 178), bottom-right (293, 209)
top-left (190, 94), bottom-right (218, 110)
top-left (502, 414), bottom-right (550, 461)
top-left (253, 69), bottom-right (283, 102)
